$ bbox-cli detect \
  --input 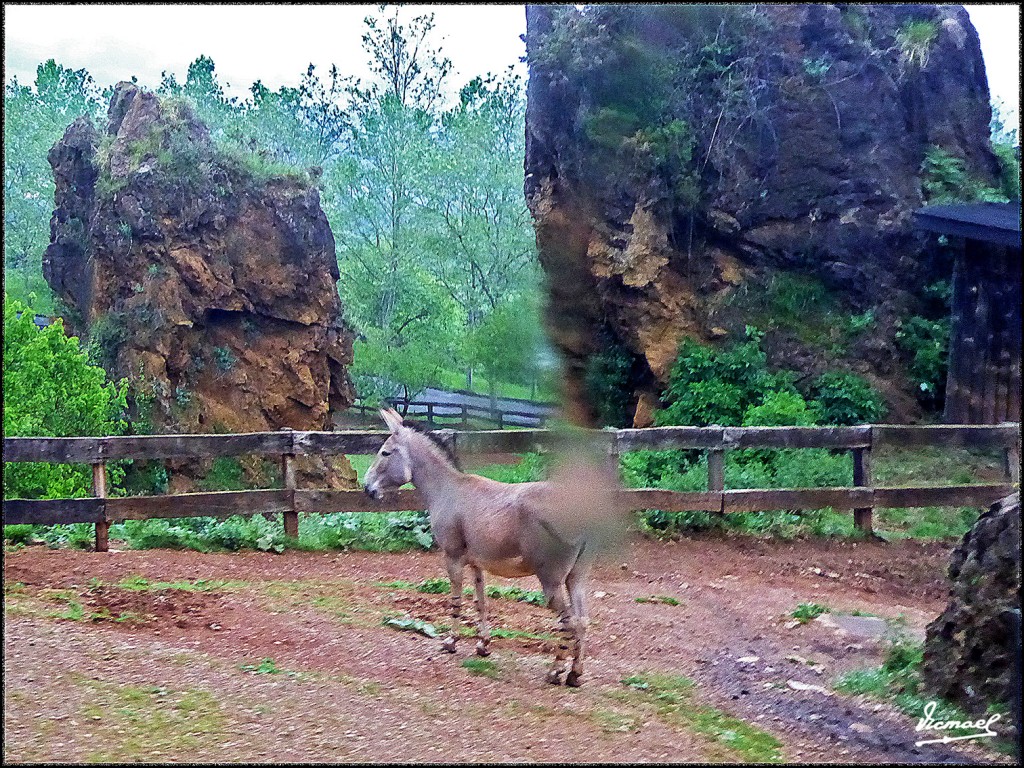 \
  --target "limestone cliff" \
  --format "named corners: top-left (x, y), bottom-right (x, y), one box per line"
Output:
top-left (44, 83), bottom-right (356, 488)
top-left (525, 4), bottom-right (1002, 426)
